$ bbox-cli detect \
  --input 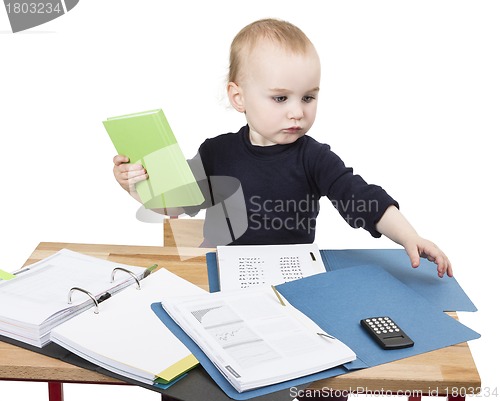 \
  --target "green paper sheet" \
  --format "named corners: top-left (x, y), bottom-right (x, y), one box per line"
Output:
top-left (0, 269), bottom-right (16, 281)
